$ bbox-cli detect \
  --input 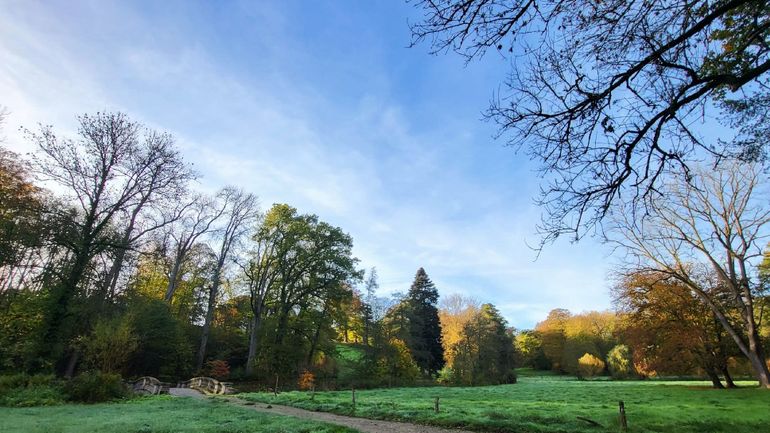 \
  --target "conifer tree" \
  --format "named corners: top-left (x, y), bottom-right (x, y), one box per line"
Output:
top-left (404, 267), bottom-right (444, 375)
